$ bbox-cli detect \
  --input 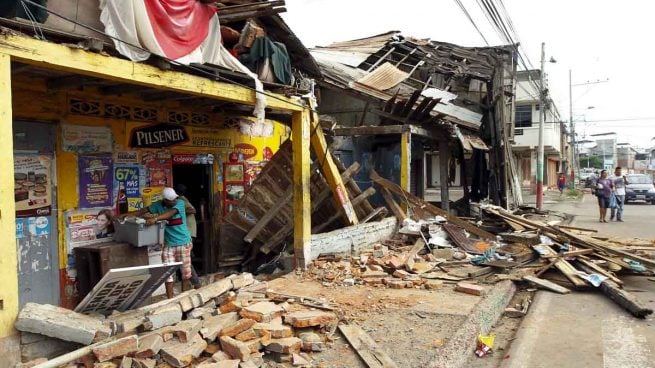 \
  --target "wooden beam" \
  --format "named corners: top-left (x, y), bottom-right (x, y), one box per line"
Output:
top-left (370, 169), bottom-right (495, 240)
top-left (98, 84), bottom-right (154, 96)
top-left (312, 186), bottom-right (376, 233)
top-left (244, 161), bottom-right (321, 243)
top-left (0, 30), bottom-right (303, 111)
top-left (308, 98), bottom-right (358, 225)
top-left (338, 325), bottom-right (398, 368)
top-left (260, 162), bottom-right (362, 254)
top-left (292, 109), bottom-right (312, 269)
top-left (439, 136), bottom-right (449, 212)
top-left (523, 275), bottom-right (571, 294)
top-left (46, 75), bottom-right (107, 91)
top-left (379, 187), bottom-right (406, 222)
